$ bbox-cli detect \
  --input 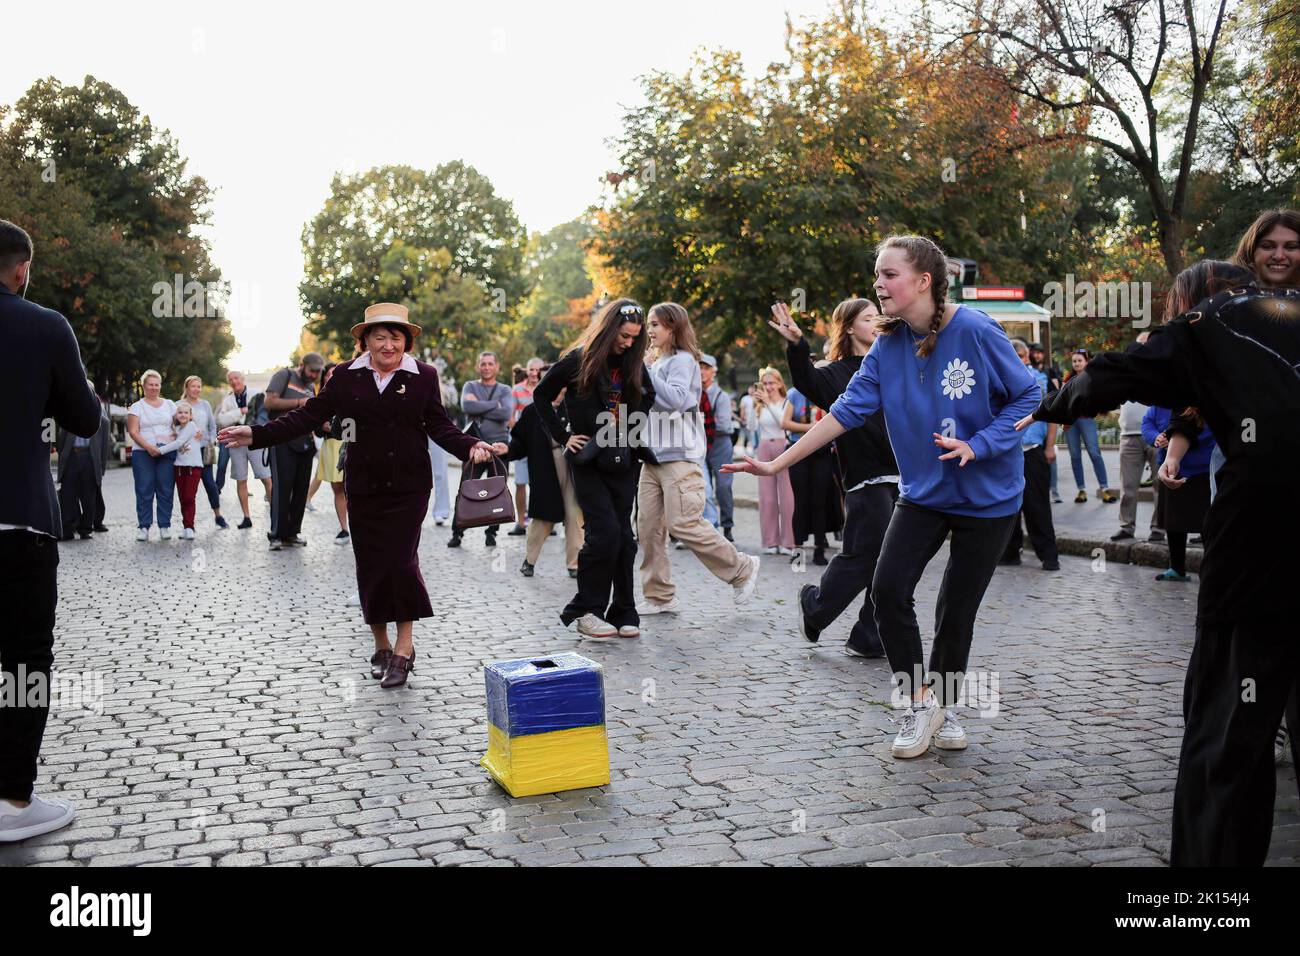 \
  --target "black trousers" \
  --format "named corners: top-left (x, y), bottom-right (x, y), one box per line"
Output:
top-left (0, 531), bottom-right (59, 802)
top-left (562, 461), bottom-right (640, 628)
top-left (872, 501), bottom-right (1016, 704)
top-left (269, 445), bottom-right (314, 542)
top-left (451, 457), bottom-right (504, 540)
top-left (58, 449), bottom-right (98, 536)
top-left (95, 487), bottom-right (106, 527)
top-left (803, 482), bottom-right (897, 652)
top-left (1171, 618), bottom-right (1300, 866)
top-left (1004, 446), bottom-right (1058, 564)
